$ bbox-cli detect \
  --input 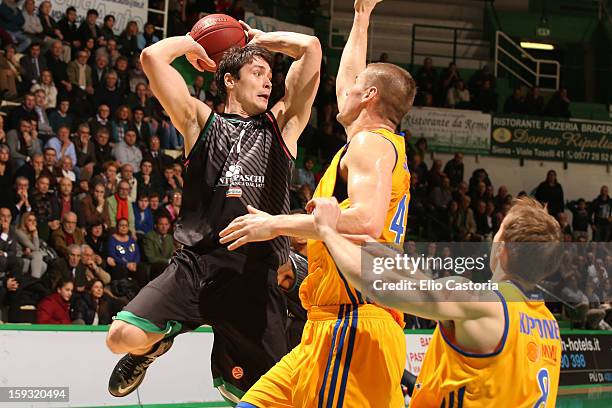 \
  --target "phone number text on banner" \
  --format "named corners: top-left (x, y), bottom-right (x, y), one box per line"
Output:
top-left (401, 108), bottom-right (491, 155)
top-left (491, 115), bottom-right (612, 164)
